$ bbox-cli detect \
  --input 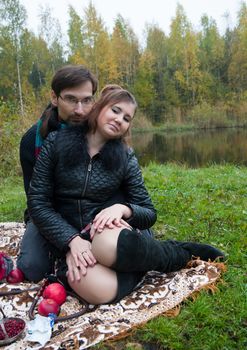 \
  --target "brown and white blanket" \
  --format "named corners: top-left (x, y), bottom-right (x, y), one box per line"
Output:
top-left (0, 223), bottom-right (225, 350)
